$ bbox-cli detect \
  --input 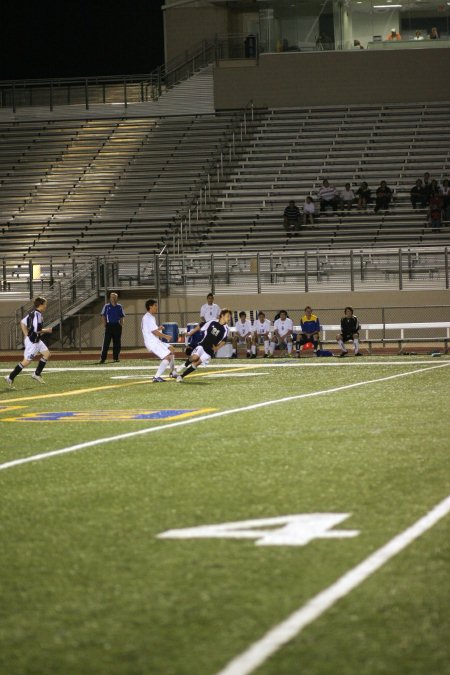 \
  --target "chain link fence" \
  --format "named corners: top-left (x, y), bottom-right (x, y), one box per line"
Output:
top-left (1, 305), bottom-right (449, 352)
